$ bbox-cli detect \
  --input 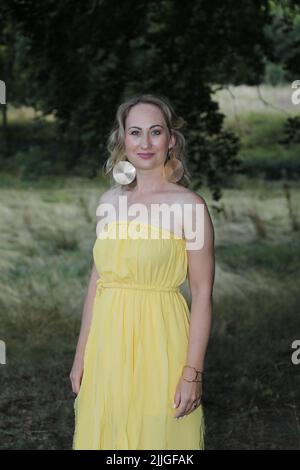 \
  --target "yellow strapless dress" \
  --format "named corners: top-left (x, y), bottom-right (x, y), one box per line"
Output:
top-left (72, 220), bottom-right (205, 450)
